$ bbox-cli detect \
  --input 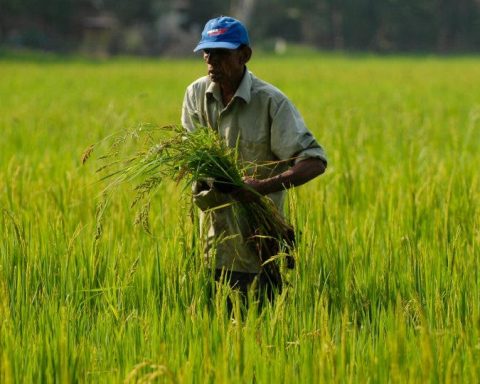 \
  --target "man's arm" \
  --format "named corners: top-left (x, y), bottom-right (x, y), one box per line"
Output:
top-left (234, 157), bottom-right (326, 201)
top-left (181, 86), bottom-right (200, 132)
